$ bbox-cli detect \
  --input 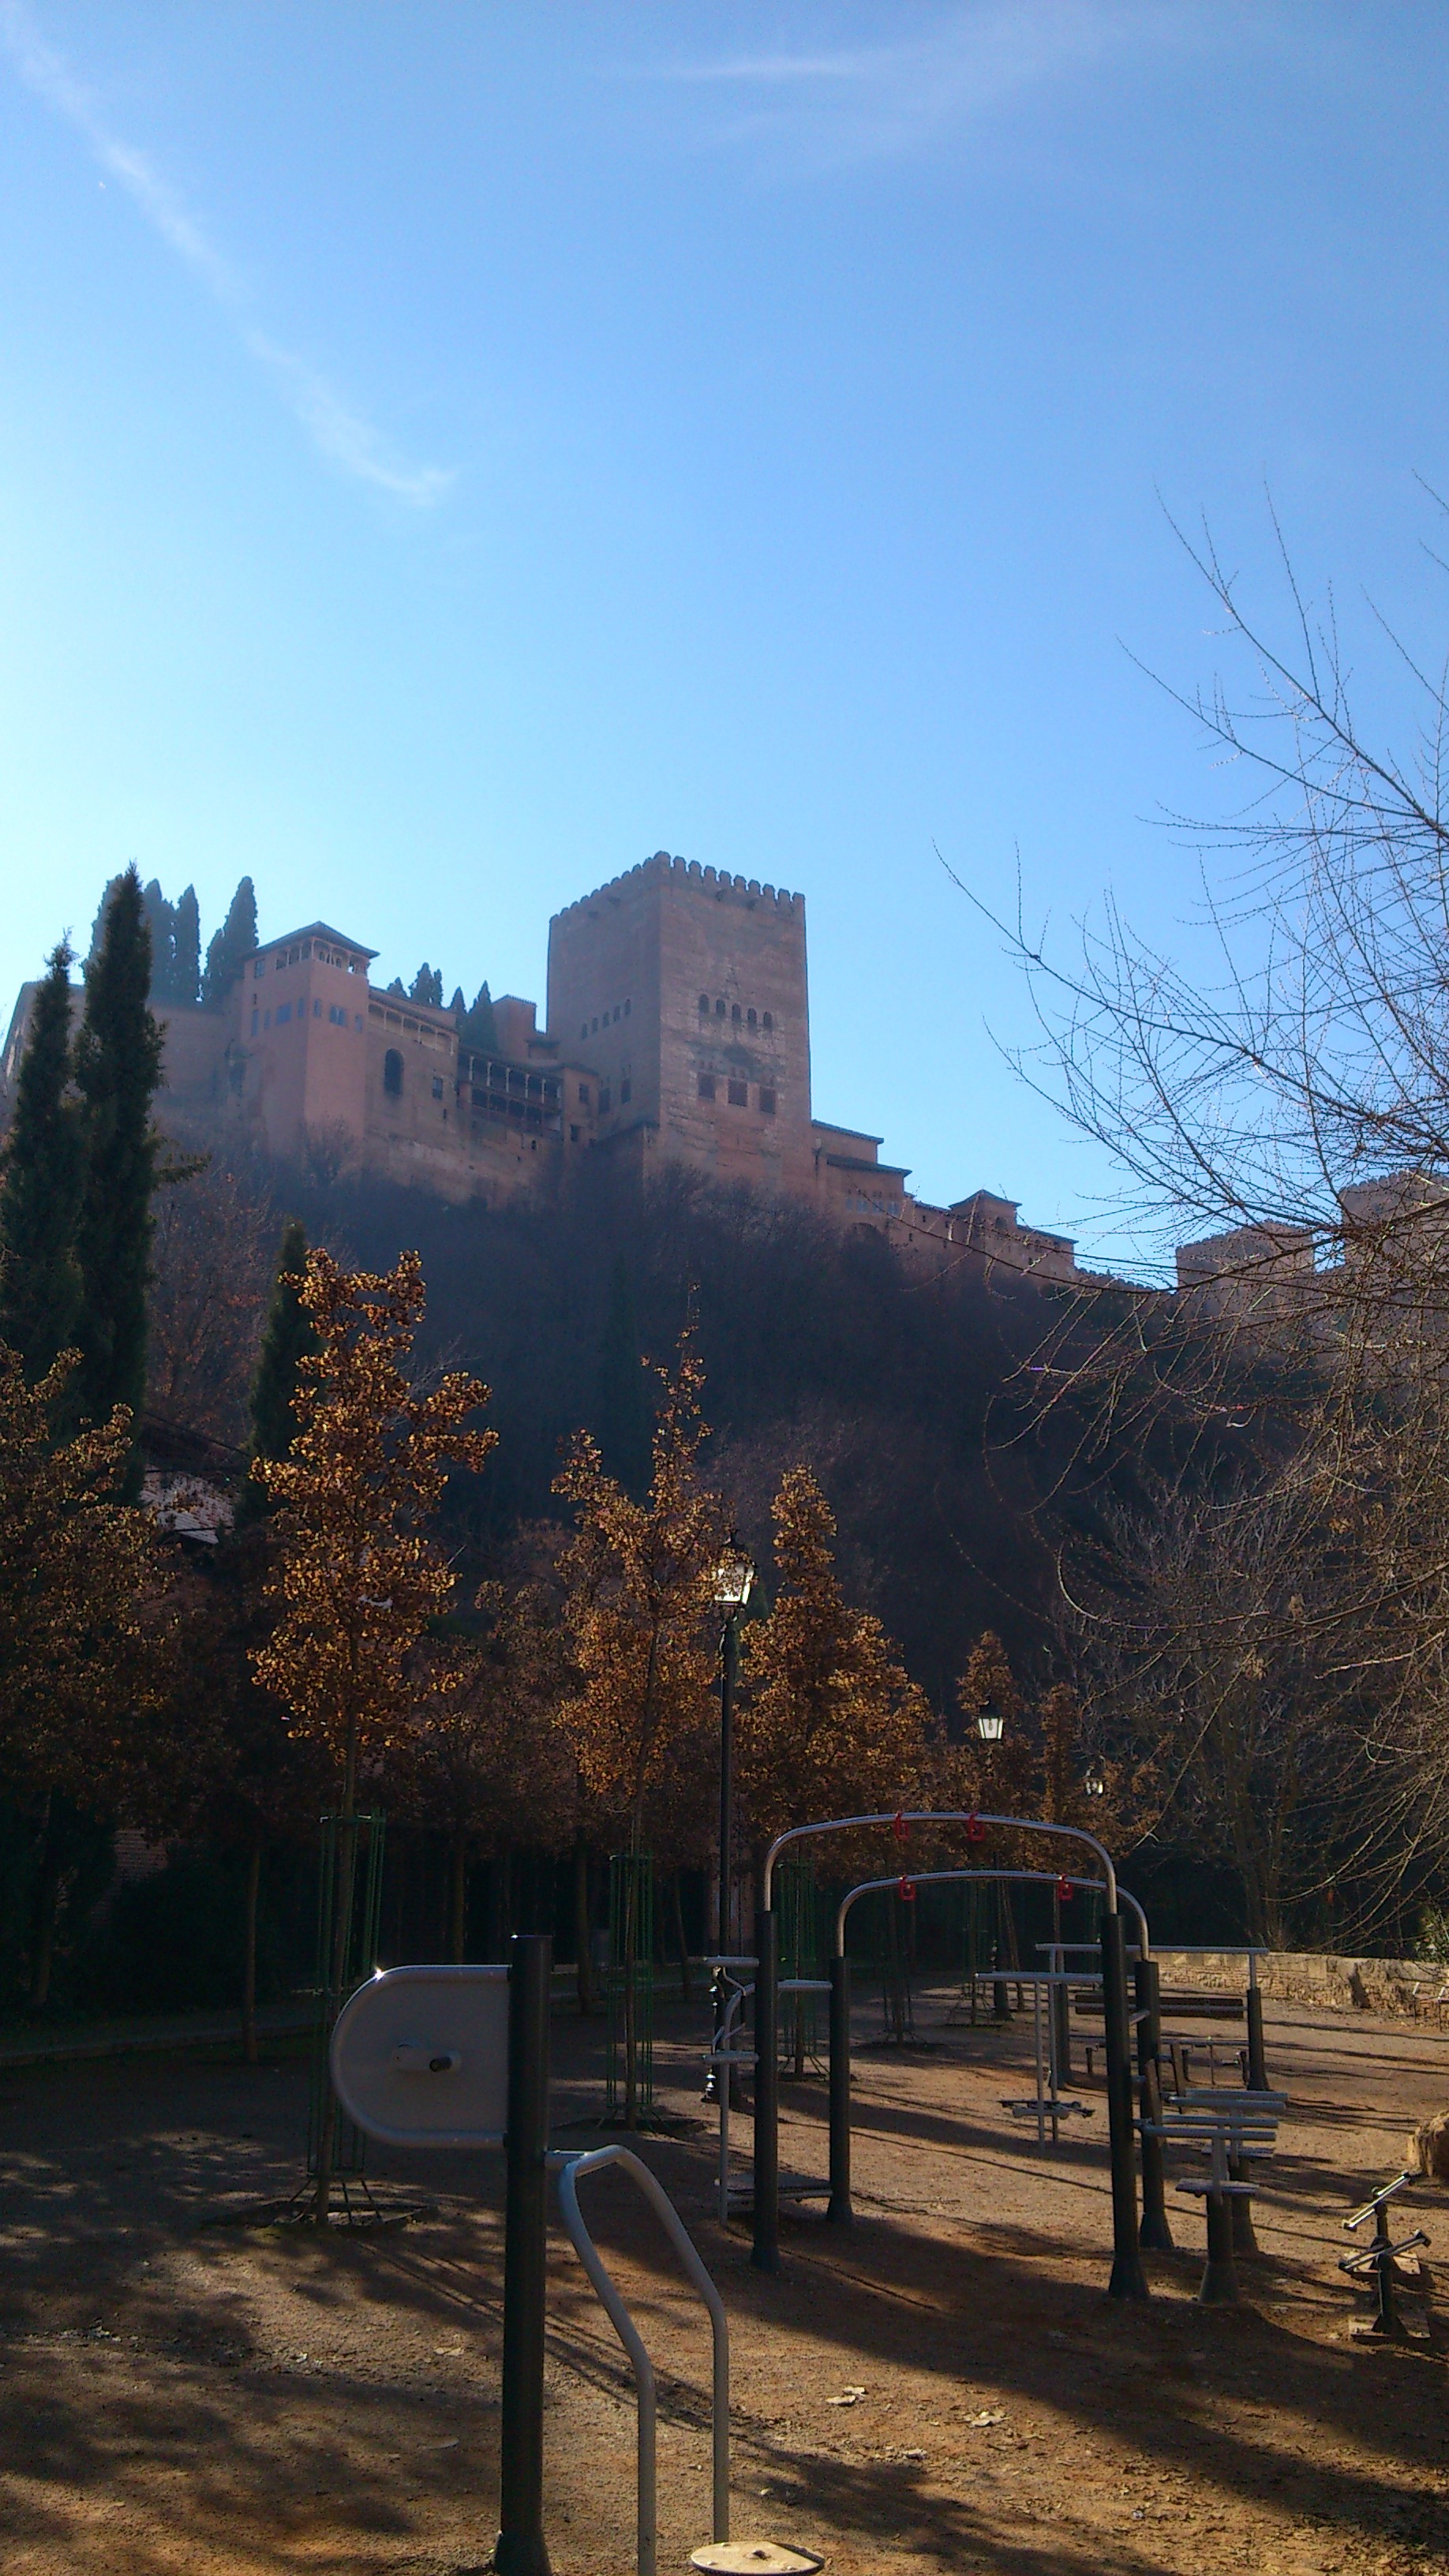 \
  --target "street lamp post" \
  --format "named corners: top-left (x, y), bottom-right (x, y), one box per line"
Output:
top-left (975, 1702), bottom-right (1011, 2020)
top-left (705, 1550), bottom-right (754, 2106)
